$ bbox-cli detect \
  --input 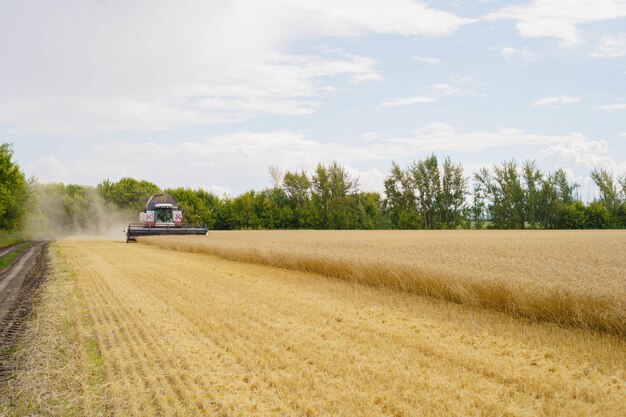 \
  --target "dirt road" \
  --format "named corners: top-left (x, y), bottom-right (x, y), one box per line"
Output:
top-left (0, 242), bottom-right (48, 381)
